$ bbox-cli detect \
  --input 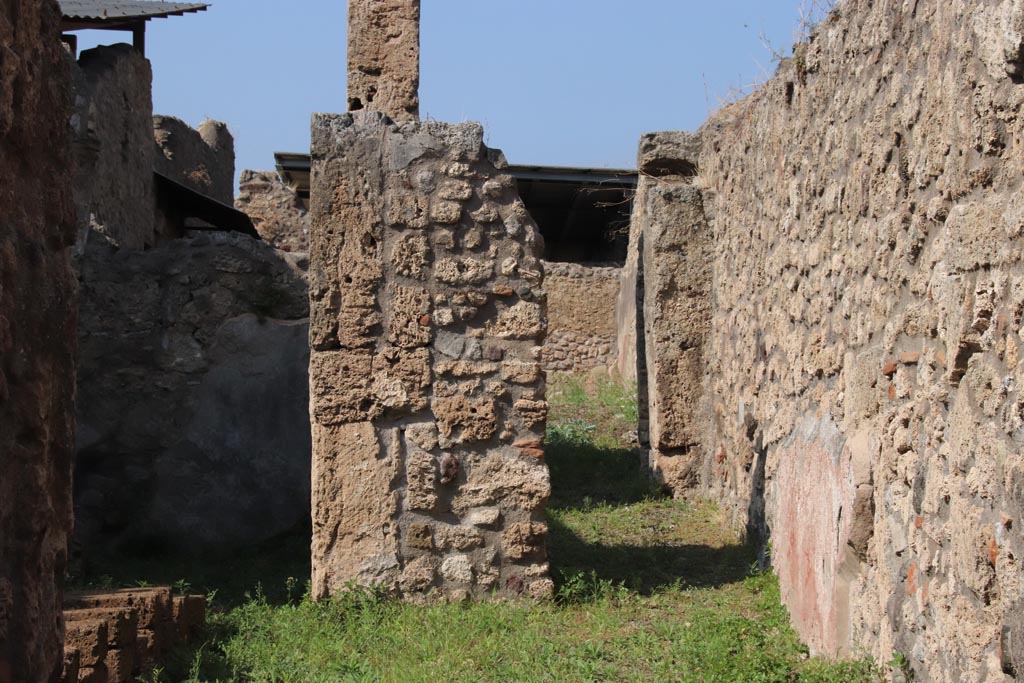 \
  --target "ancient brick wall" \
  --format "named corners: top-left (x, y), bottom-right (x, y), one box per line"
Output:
top-left (70, 45), bottom-right (157, 249)
top-left (541, 261), bottom-right (620, 375)
top-left (680, 0), bottom-right (1024, 678)
top-left (153, 116), bottom-right (235, 205)
top-left (0, 0), bottom-right (77, 680)
top-left (74, 234), bottom-right (310, 557)
top-left (70, 45), bottom-right (237, 249)
top-left (309, 112), bottom-right (550, 600)
top-left (235, 170), bottom-right (310, 253)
